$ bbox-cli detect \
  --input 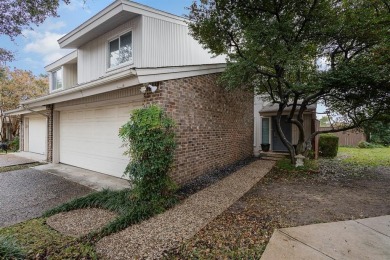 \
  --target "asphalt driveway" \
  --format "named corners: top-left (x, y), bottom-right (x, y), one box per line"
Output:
top-left (0, 169), bottom-right (92, 228)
